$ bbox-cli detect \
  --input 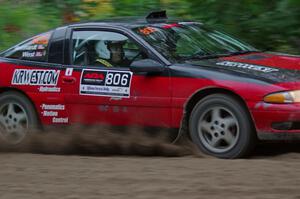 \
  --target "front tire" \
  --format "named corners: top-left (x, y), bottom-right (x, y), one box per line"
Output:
top-left (189, 94), bottom-right (256, 158)
top-left (0, 91), bottom-right (39, 144)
